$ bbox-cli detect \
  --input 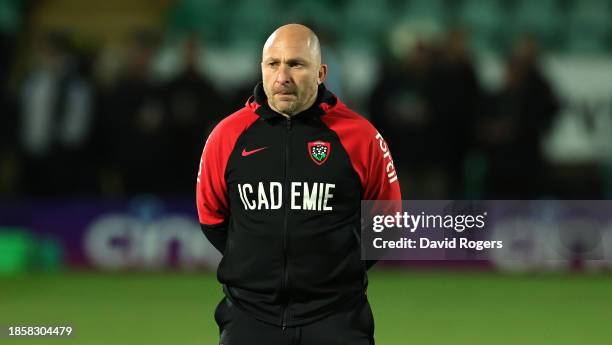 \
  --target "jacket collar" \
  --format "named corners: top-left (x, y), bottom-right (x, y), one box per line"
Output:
top-left (246, 83), bottom-right (338, 120)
